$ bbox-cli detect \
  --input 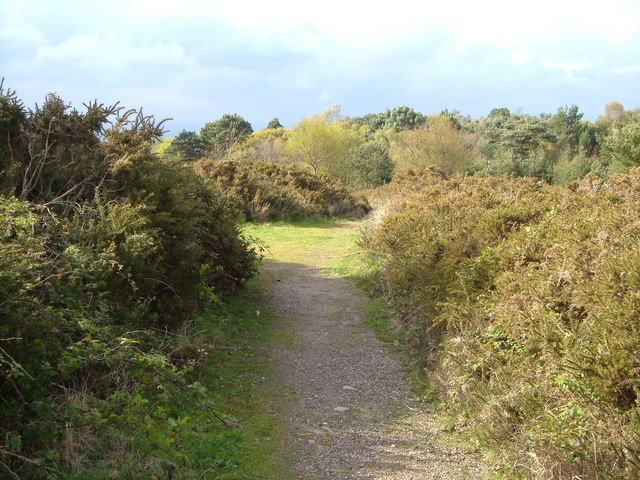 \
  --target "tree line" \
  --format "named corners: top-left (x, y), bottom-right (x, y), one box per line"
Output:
top-left (164, 101), bottom-right (640, 188)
